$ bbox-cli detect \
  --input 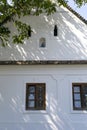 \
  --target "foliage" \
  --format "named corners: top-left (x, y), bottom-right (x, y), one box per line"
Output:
top-left (12, 21), bottom-right (31, 44)
top-left (74, 0), bottom-right (87, 7)
top-left (0, 0), bottom-right (86, 46)
top-left (0, 25), bottom-right (10, 46)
